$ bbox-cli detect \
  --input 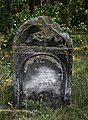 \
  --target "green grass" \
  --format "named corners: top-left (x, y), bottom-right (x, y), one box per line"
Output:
top-left (0, 33), bottom-right (88, 119)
